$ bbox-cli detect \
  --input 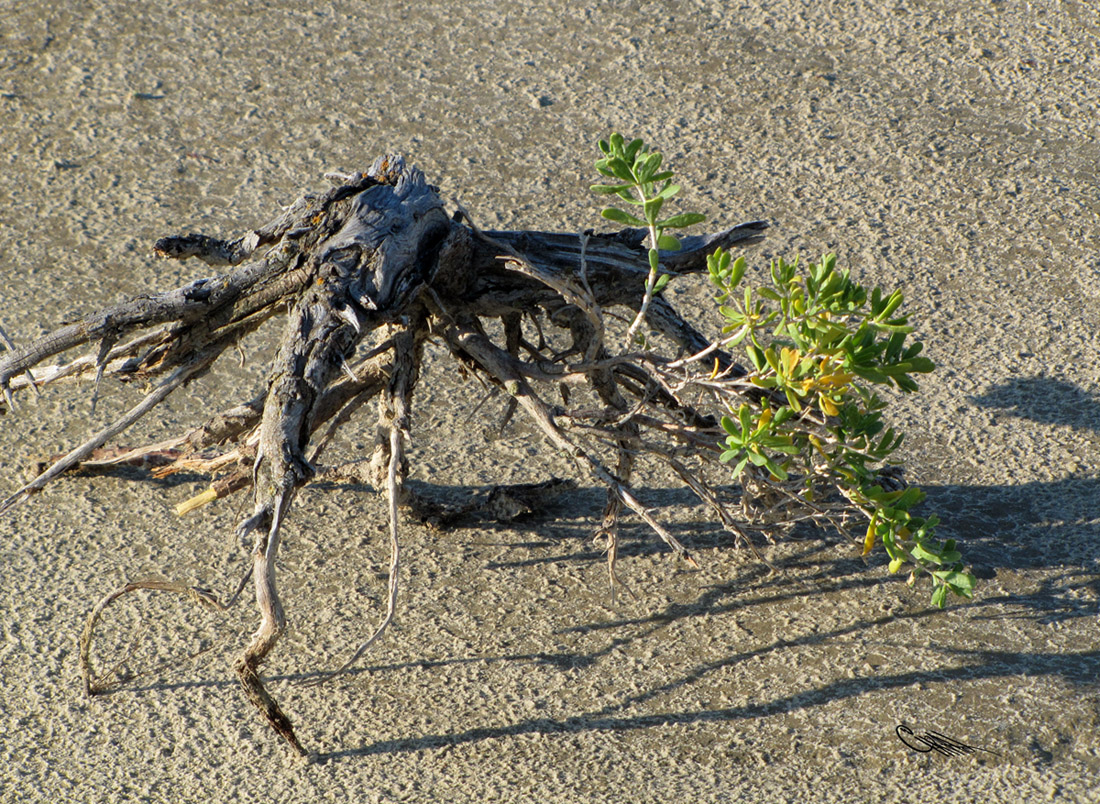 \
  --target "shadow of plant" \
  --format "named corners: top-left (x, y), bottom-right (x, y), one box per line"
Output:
top-left (318, 622), bottom-right (1099, 763)
top-left (970, 376), bottom-right (1100, 432)
top-left (311, 464), bottom-right (1100, 762)
top-left (79, 431), bottom-right (1100, 762)
top-left (925, 474), bottom-right (1100, 573)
